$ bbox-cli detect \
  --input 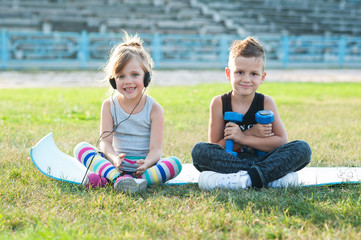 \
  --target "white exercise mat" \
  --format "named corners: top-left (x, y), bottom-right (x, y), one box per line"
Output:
top-left (167, 164), bottom-right (361, 186)
top-left (30, 133), bottom-right (361, 187)
top-left (30, 132), bottom-right (86, 185)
